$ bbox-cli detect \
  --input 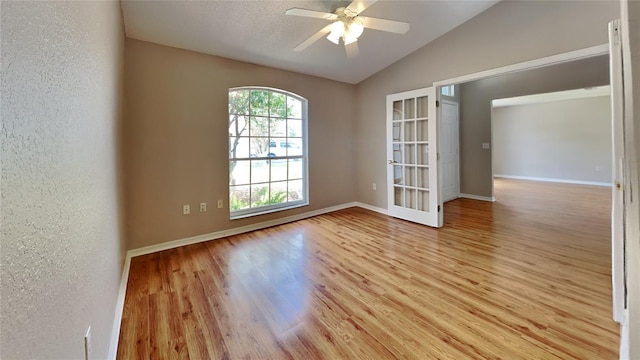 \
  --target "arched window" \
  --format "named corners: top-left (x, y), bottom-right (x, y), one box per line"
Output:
top-left (228, 87), bottom-right (308, 219)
